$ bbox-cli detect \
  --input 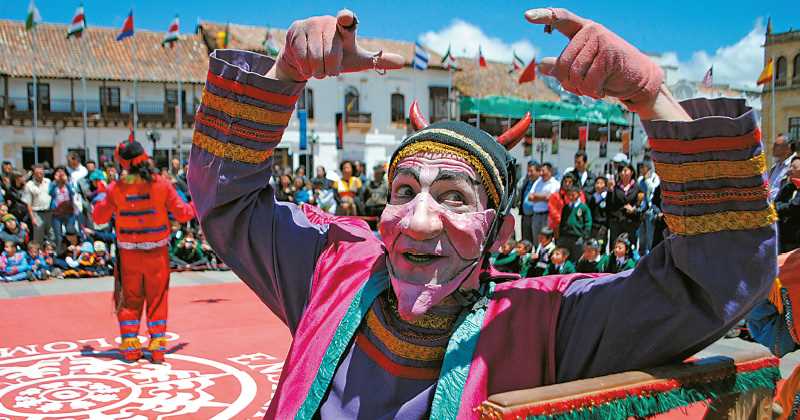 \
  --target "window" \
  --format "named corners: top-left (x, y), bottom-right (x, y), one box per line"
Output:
top-left (22, 147), bottom-right (54, 170)
top-left (100, 87), bottom-right (121, 113)
top-left (429, 87), bottom-right (448, 122)
top-left (297, 88), bottom-right (314, 119)
top-left (97, 146), bottom-right (116, 167)
top-left (794, 54), bottom-right (800, 79)
top-left (790, 117), bottom-right (800, 143)
top-left (165, 88), bottom-right (186, 116)
top-left (27, 82), bottom-right (50, 112)
top-left (67, 148), bottom-right (87, 164)
top-left (344, 86), bottom-right (359, 114)
top-left (776, 56), bottom-right (787, 81)
top-left (390, 93), bottom-right (405, 123)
